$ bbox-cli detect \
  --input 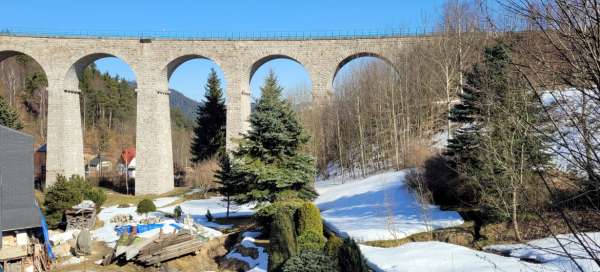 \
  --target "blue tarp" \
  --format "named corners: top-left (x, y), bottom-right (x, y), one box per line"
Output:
top-left (115, 223), bottom-right (161, 235)
top-left (37, 203), bottom-right (55, 260)
top-left (115, 223), bottom-right (183, 236)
